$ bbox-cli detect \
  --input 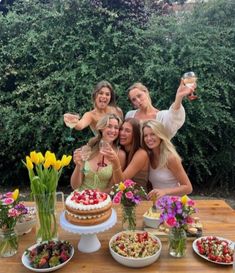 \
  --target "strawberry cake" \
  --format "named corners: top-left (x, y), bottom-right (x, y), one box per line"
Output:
top-left (65, 189), bottom-right (112, 226)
